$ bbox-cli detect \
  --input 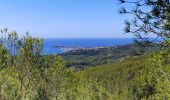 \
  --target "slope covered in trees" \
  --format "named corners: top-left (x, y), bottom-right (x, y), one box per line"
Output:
top-left (62, 42), bottom-right (161, 68)
top-left (73, 50), bottom-right (170, 99)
